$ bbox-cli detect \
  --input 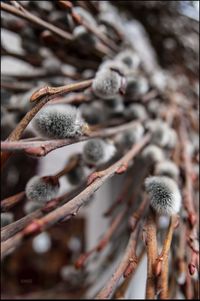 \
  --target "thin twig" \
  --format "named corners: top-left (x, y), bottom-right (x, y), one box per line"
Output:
top-left (1, 81), bottom-right (33, 92)
top-left (59, 0), bottom-right (118, 53)
top-left (1, 2), bottom-right (73, 42)
top-left (179, 119), bottom-right (197, 227)
top-left (95, 227), bottom-right (140, 299)
top-left (75, 207), bottom-right (128, 269)
top-left (144, 208), bottom-right (158, 299)
top-left (157, 215), bottom-right (178, 299)
top-left (113, 249), bottom-right (145, 299)
top-left (95, 196), bottom-right (149, 299)
top-left (1, 120), bottom-right (142, 156)
top-left (0, 181), bottom-right (86, 243)
top-left (1, 191), bottom-right (25, 212)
